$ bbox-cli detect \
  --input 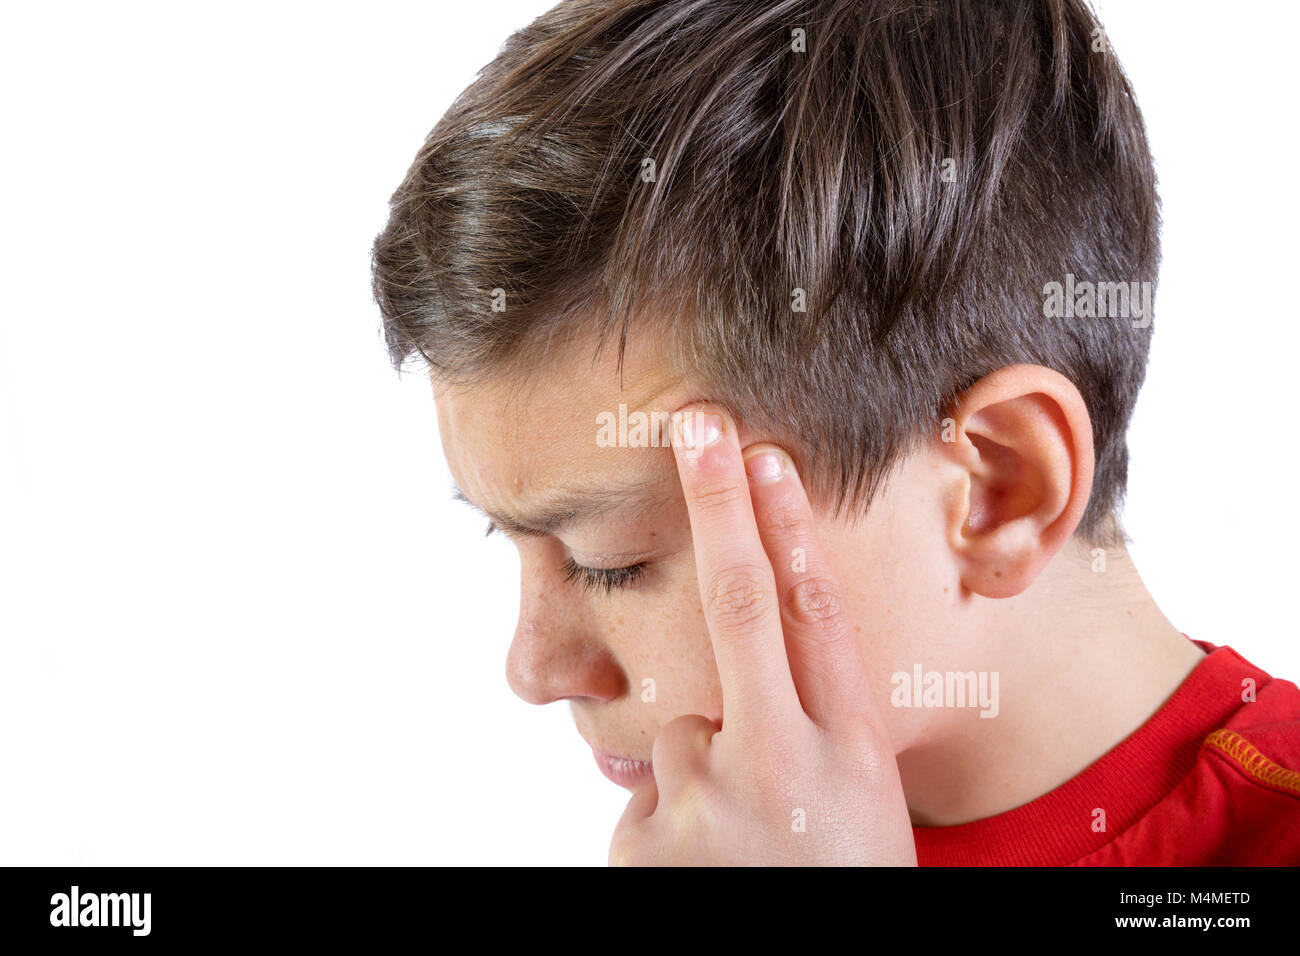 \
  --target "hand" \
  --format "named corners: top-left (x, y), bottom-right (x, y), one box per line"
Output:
top-left (607, 405), bottom-right (918, 866)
